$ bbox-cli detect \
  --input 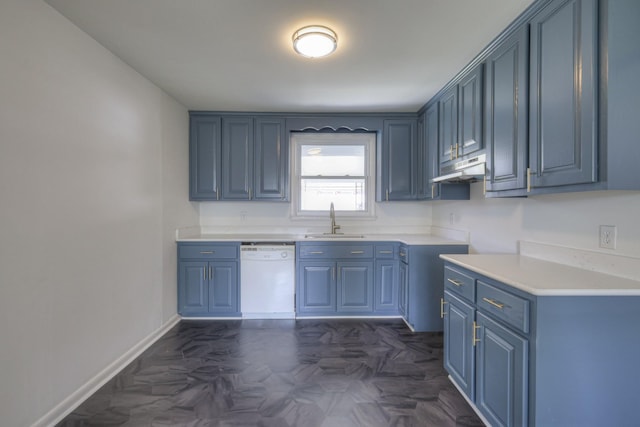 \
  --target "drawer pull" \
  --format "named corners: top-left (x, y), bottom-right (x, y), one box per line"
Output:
top-left (378, 250), bottom-right (393, 254)
top-left (200, 251), bottom-right (215, 254)
top-left (447, 278), bottom-right (463, 287)
top-left (209, 267), bottom-right (212, 281)
top-left (482, 297), bottom-right (505, 309)
top-left (473, 321), bottom-right (481, 346)
top-left (351, 250), bottom-right (365, 254)
top-left (309, 251), bottom-right (324, 255)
